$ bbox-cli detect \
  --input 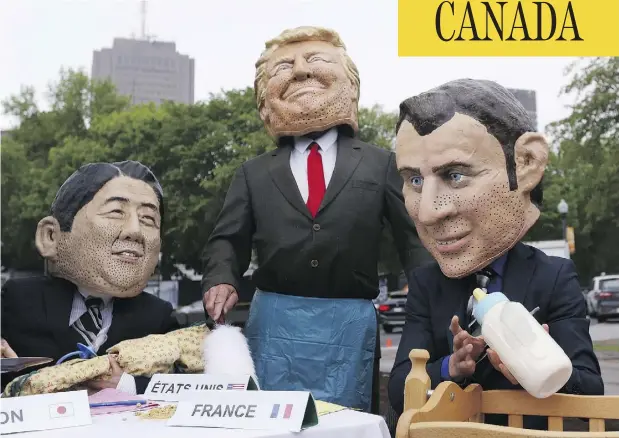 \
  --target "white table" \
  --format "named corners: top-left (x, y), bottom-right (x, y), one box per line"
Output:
top-left (17, 409), bottom-right (390, 438)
